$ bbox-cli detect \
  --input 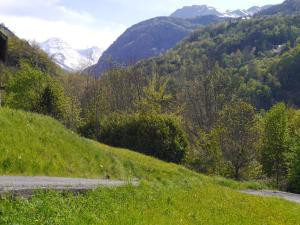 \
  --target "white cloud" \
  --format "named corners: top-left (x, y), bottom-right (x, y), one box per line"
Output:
top-left (0, 0), bottom-right (60, 9)
top-left (57, 6), bottom-right (95, 24)
top-left (0, 0), bottom-right (127, 49)
top-left (0, 0), bottom-right (95, 24)
top-left (0, 15), bottom-right (126, 49)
